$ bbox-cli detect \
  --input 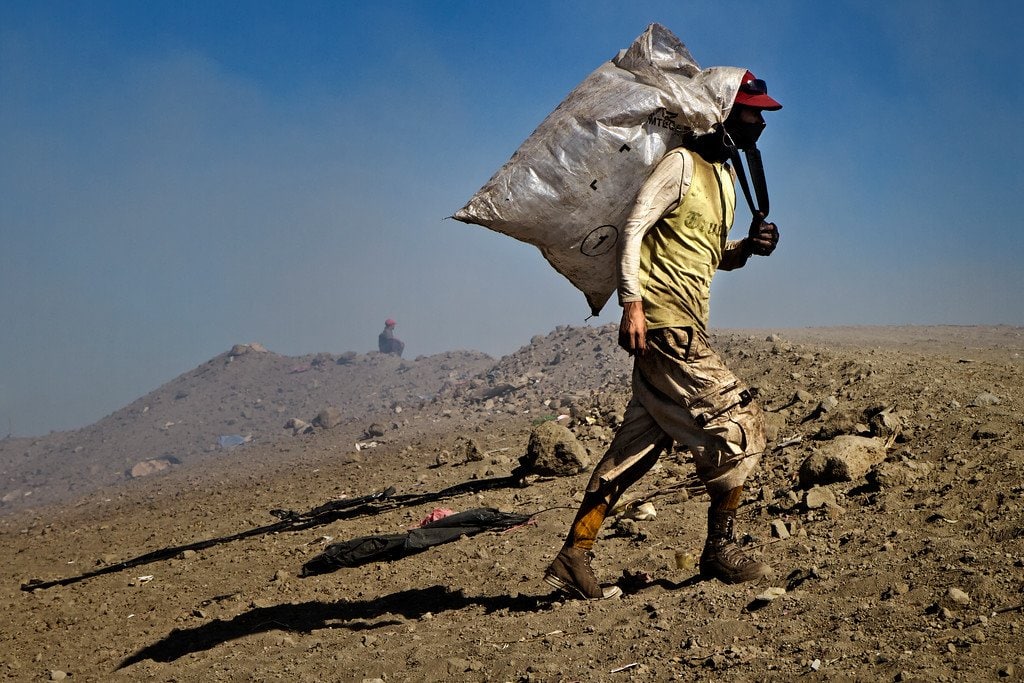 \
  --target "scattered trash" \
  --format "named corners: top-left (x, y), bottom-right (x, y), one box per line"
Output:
top-left (627, 502), bottom-right (657, 521)
top-left (355, 441), bottom-right (379, 451)
top-left (610, 662), bottom-right (639, 674)
top-left (415, 508), bottom-right (455, 528)
top-left (218, 434), bottom-right (250, 449)
top-left (674, 550), bottom-right (696, 571)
